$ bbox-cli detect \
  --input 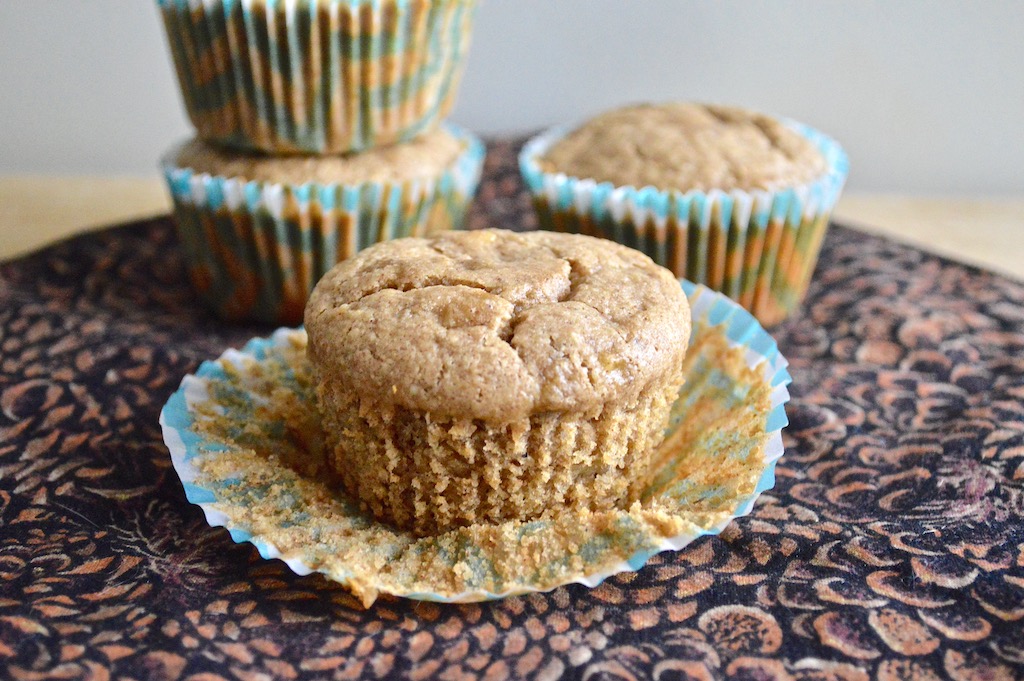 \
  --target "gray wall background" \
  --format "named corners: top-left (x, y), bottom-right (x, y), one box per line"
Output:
top-left (1, 1), bottom-right (1021, 194)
